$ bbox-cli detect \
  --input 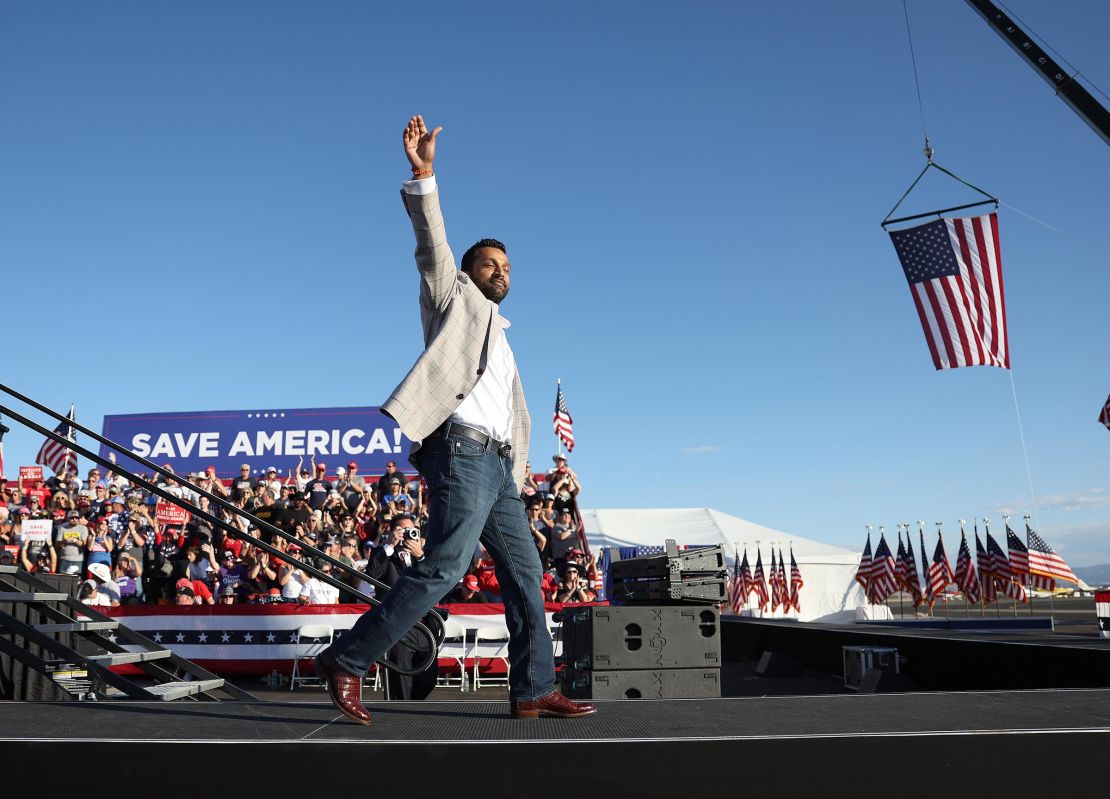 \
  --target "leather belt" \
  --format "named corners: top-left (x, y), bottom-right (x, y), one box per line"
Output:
top-left (429, 421), bottom-right (512, 457)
